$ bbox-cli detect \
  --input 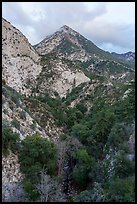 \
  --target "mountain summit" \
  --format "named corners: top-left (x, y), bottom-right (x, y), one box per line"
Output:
top-left (34, 25), bottom-right (114, 62)
top-left (34, 25), bottom-right (134, 83)
top-left (58, 25), bottom-right (75, 32)
top-left (34, 25), bottom-right (135, 66)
